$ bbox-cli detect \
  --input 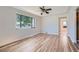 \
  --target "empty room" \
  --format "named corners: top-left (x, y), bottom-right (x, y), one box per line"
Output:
top-left (0, 6), bottom-right (78, 52)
